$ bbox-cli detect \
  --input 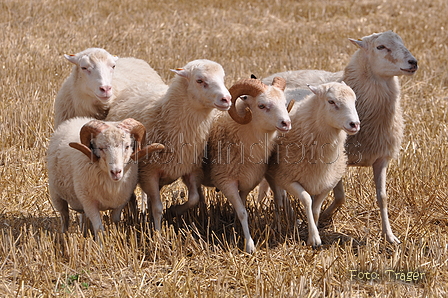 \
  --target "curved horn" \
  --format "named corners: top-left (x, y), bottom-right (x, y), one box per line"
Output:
top-left (228, 78), bottom-right (268, 124)
top-left (79, 120), bottom-right (110, 148)
top-left (132, 143), bottom-right (165, 161)
top-left (70, 120), bottom-right (109, 162)
top-left (272, 76), bottom-right (286, 91)
top-left (117, 118), bottom-right (147, 150)
top-left (287, 100), bottom-right (295, 113)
